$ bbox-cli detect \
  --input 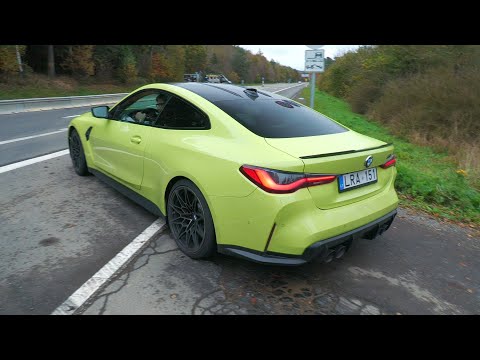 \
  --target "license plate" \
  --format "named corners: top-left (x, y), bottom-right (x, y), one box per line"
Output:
top-left (338, 168), bottom-right (377, 192)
